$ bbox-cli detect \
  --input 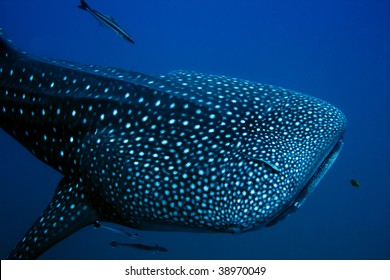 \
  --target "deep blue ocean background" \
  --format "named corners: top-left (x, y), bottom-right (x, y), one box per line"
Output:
top-left (0, 0), bottom-right (389, 260)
